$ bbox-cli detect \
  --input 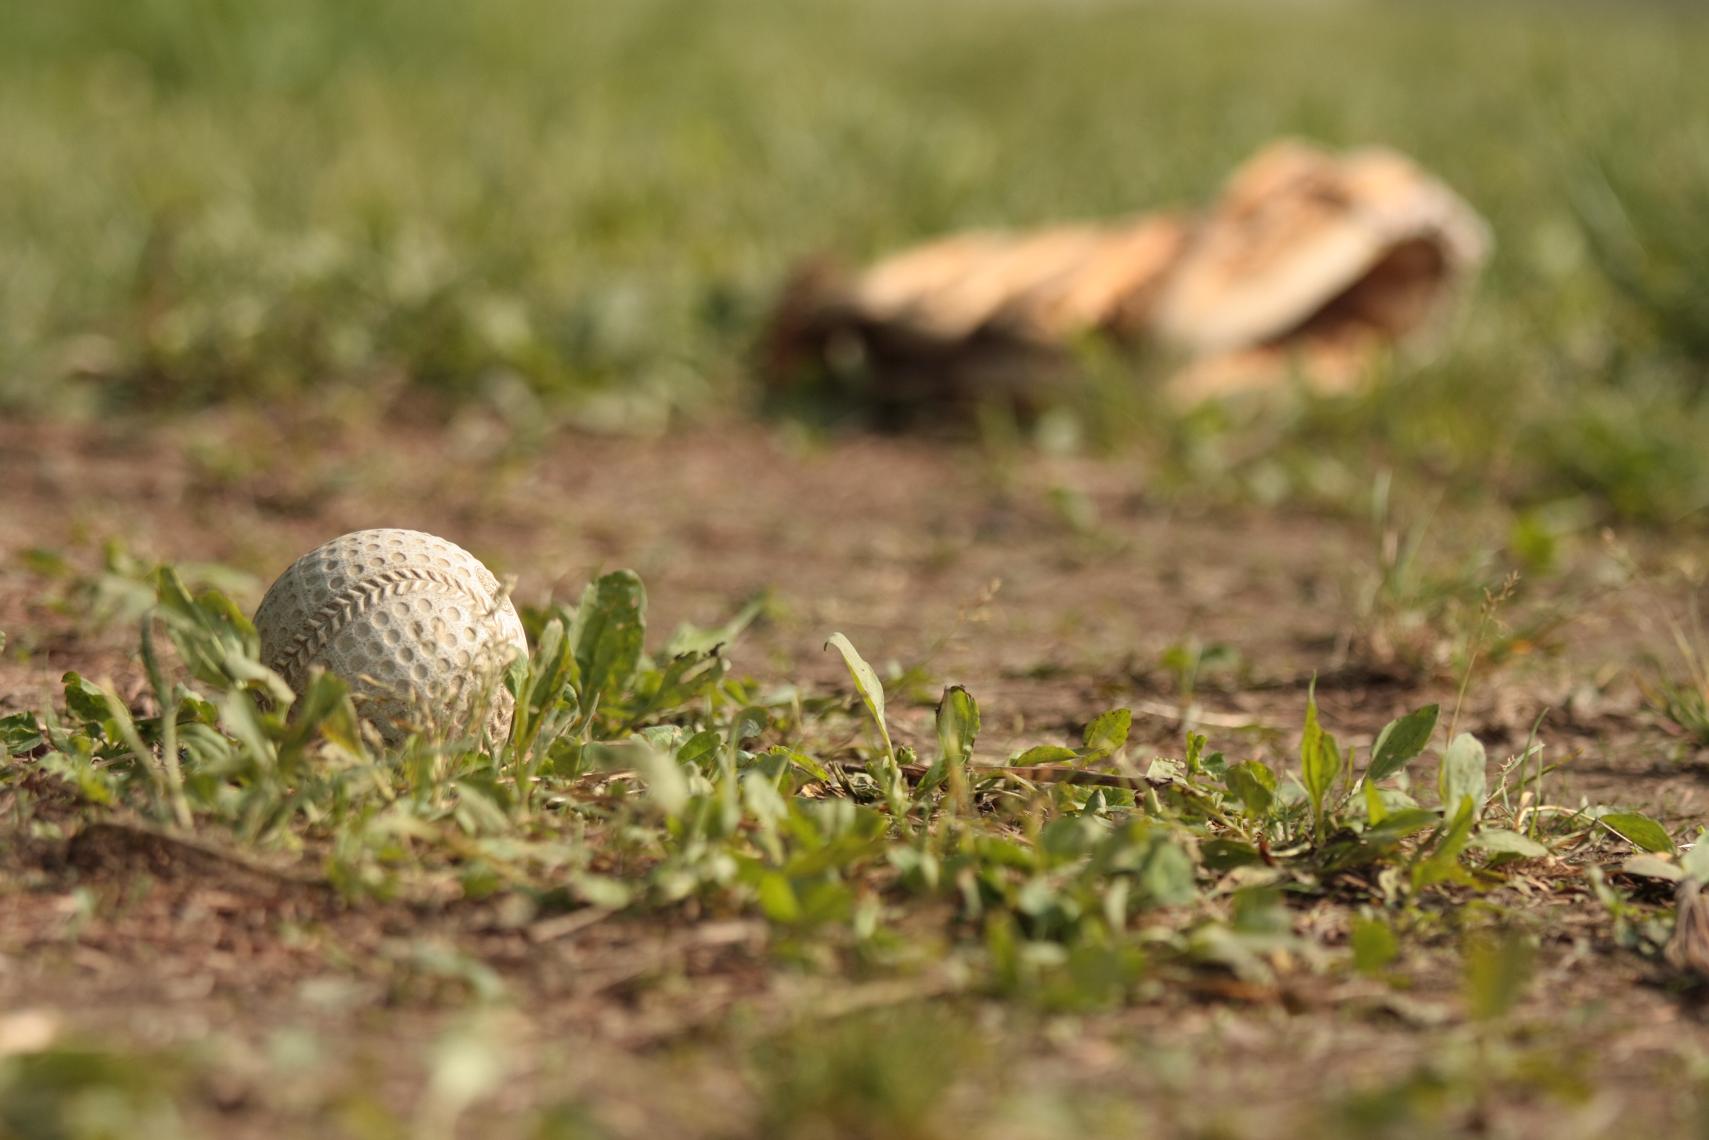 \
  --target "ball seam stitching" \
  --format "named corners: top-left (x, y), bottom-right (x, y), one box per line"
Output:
top-left (273, 567), bottom-right (498, 684)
